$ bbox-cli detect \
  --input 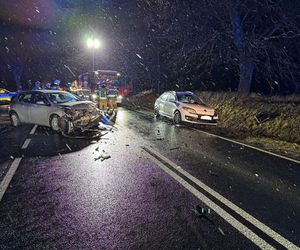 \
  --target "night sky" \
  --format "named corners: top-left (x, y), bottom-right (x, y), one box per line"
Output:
top-left (0, 0), bottom-right (299, 94)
